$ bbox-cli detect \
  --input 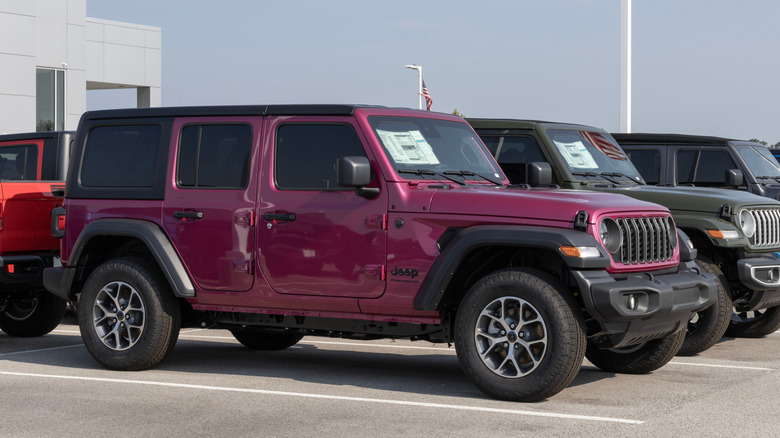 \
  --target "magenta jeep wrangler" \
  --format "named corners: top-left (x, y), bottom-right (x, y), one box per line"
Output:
top-left (43, 105), bottom-right (715, 401)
